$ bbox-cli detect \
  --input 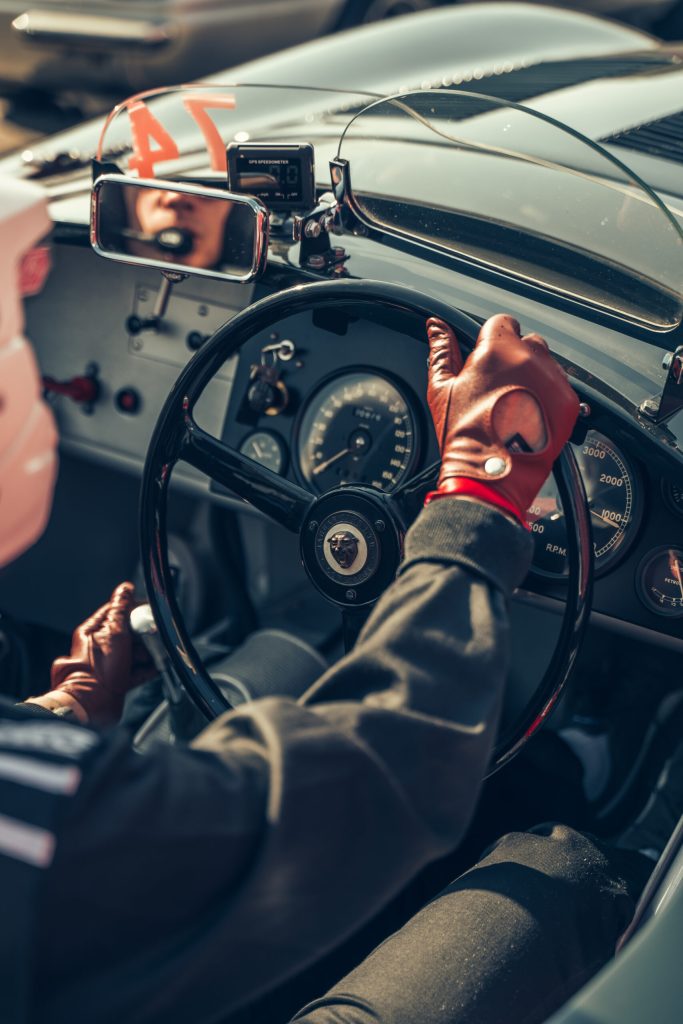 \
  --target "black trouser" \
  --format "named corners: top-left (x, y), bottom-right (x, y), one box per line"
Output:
top-left (291, 825), bottom-right (652, 1024)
